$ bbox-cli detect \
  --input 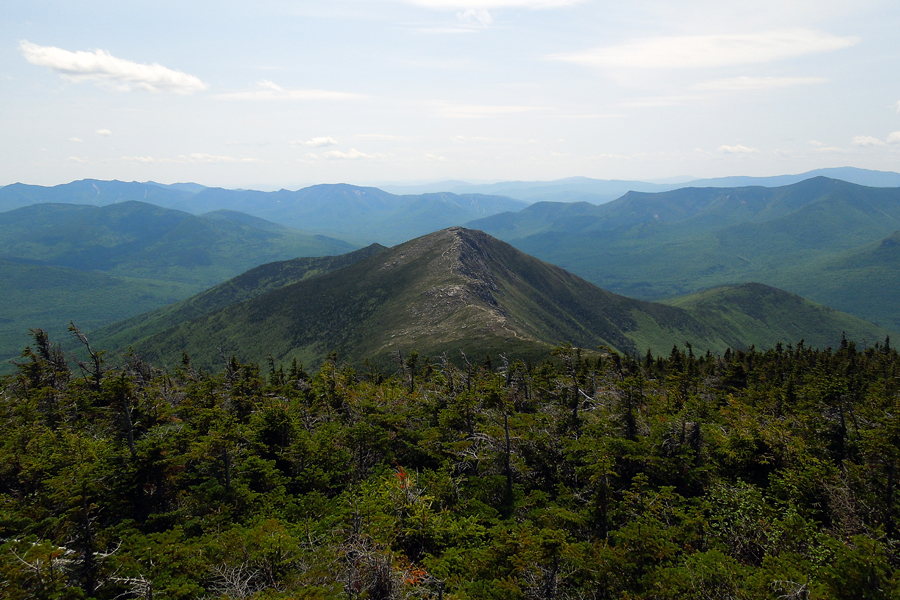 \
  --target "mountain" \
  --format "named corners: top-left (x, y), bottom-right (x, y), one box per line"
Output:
top-left (183, 184), bottom-right (527, 243)
top-left (101, 227), bottom-right (890, 372)
top-left (685, 167), bottom-right (900, 189)
top-left (0, 202), bottom-right (358, 370)
top-left (0, 201), bottom-right (356, 285)
top-left (467, 177), bottom-right (900, 330)
top-left (382, 167), bottom-right (900, 205)
top-left (382, 177), bottom-right (677, 205)
top-left (0, 179), bottom-right (196, 213)
top-left (0, 180), bottom-right (528, 245)
top-left (145, 181), bottom-right (208, 194)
